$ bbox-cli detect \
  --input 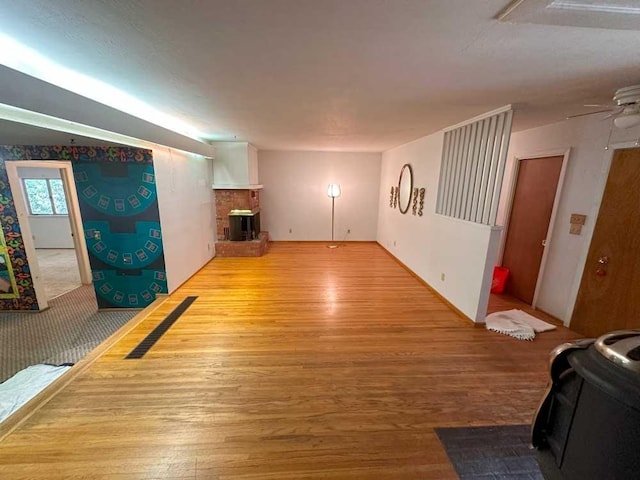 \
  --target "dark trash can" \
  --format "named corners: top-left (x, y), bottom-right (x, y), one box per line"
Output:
top-left (532, 331), bottom-right (640, 480)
